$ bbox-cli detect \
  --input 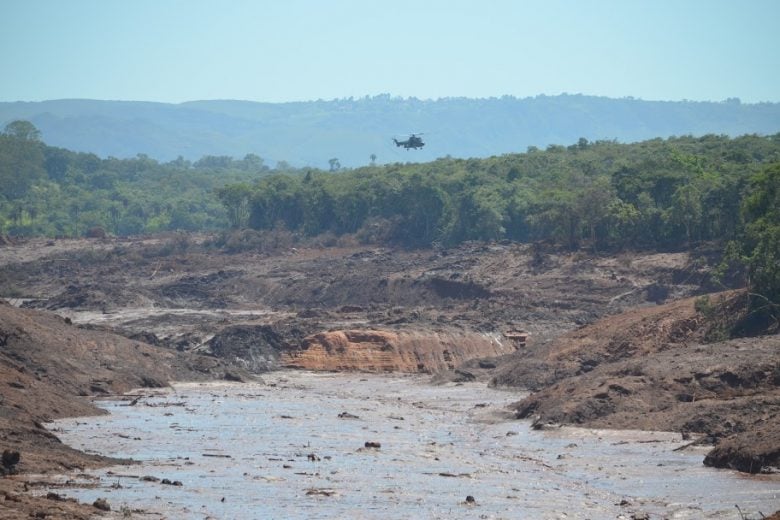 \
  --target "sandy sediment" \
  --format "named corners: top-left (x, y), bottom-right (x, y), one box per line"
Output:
top-left (282, 328), bottom-right (513, 372)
